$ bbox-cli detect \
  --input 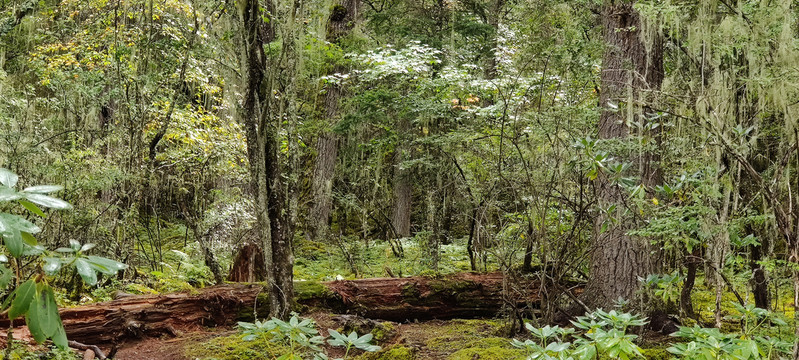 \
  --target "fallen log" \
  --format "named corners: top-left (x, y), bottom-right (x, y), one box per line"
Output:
top-left (0, 272), bottom-right (581, 348)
